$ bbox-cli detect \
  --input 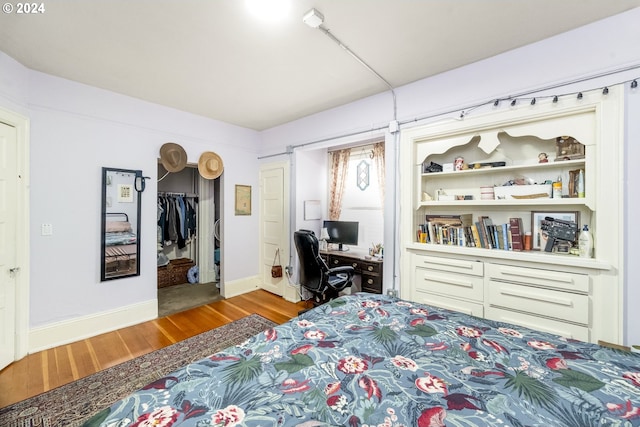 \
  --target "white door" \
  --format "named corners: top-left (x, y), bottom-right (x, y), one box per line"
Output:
top-left (0, 121), bottom-right (18, 370)
top-left (259, 162), bottom-right (289, 296)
